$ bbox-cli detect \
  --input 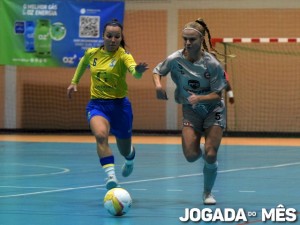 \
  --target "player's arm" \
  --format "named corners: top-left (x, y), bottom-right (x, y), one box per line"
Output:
top-left (224, 71), bottom-right (234, 104)
top-left (152, 60), bottom-right (171, 100)
top-left (67, 52), bottom-right (89, 99)
top-left (123, 52), bottom-right (148, 79)
top-left (153, 73), bottom-right (168, 100)
top-left (187, 91), bottom-right (221, 105)
top-left (225, 80), bottom-right (234, 104)
top-left (128, 63), bottom-right (149, 79)
top-left (188, 63), bottom-right (226, 104)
